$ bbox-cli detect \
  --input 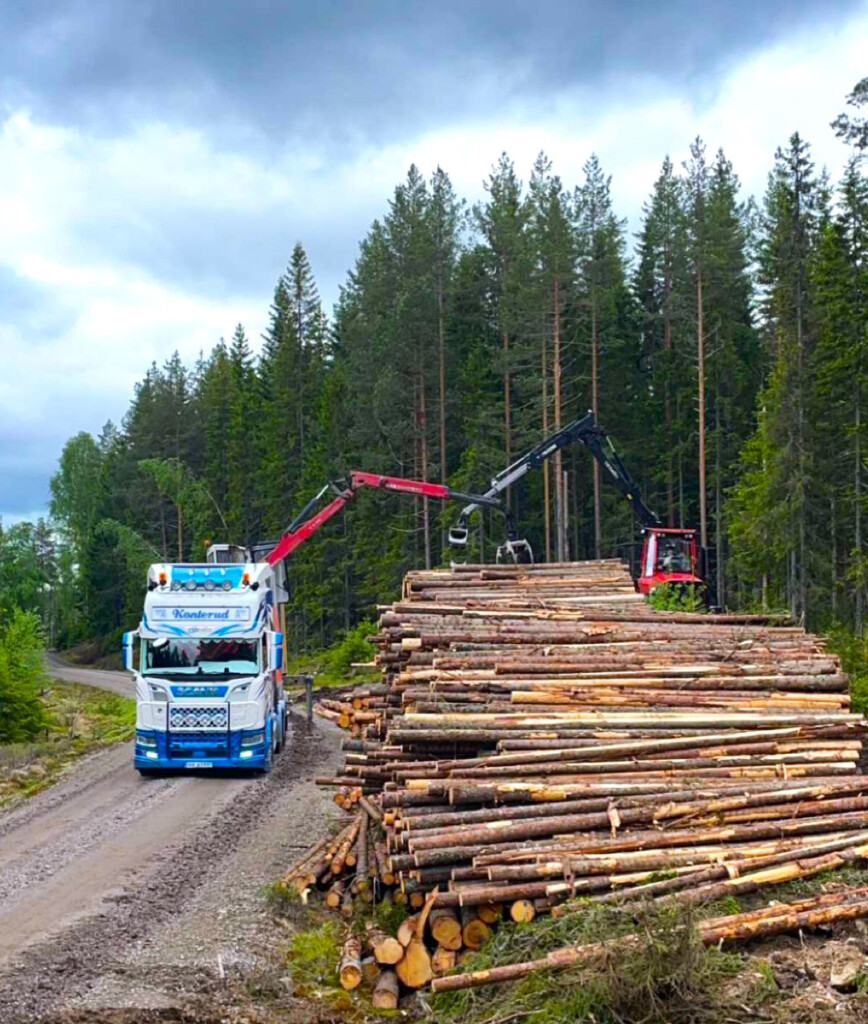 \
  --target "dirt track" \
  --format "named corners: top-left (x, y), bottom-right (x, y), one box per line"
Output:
top-left (0, 662), bottom-right (342, 1023)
